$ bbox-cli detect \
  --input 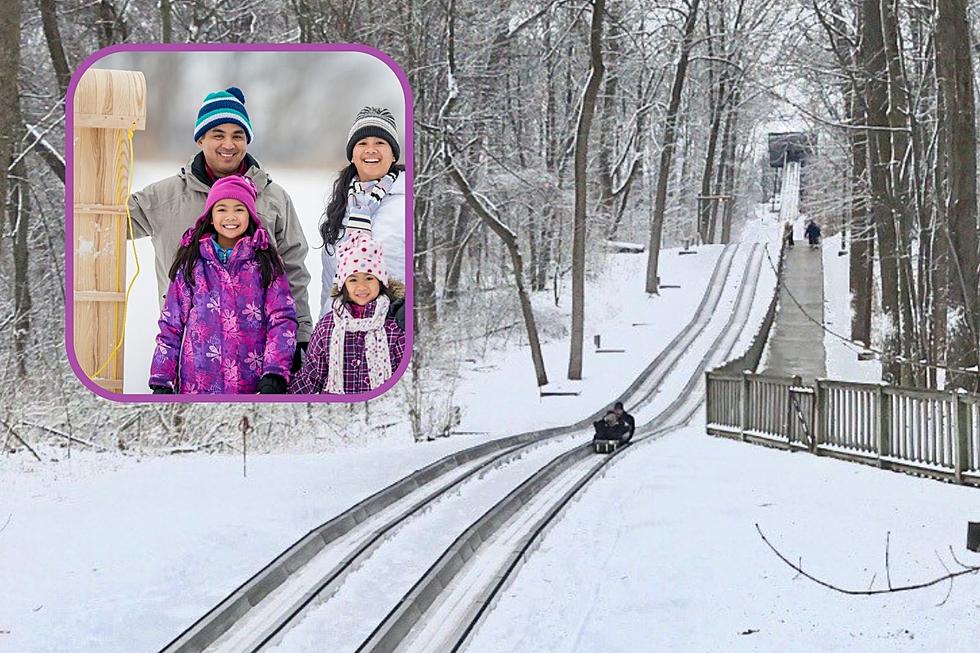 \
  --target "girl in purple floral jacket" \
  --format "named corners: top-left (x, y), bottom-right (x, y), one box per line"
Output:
top-left (149, 175), bottom-right (298, 394)
top-left (290, 231), bottom-right (405, 395)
